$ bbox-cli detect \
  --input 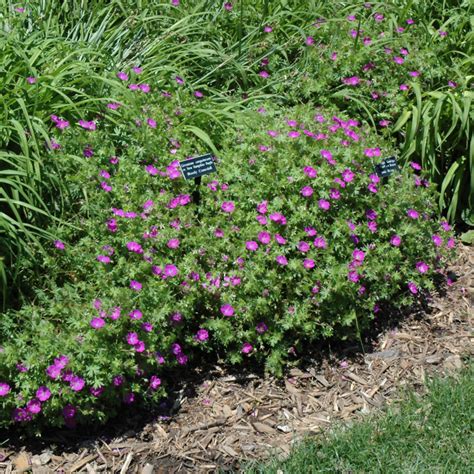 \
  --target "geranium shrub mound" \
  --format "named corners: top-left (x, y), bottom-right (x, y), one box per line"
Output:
top-left (0, 96), bottom-right (454, 429)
